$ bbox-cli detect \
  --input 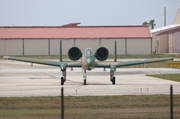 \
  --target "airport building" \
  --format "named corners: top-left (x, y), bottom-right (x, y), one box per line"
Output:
top-left (0, 23), bottom-right (152, 56)
top-left (151, 8), bottom-right (180, 53)
top-left (1, 8), bottom-right (180, 56)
